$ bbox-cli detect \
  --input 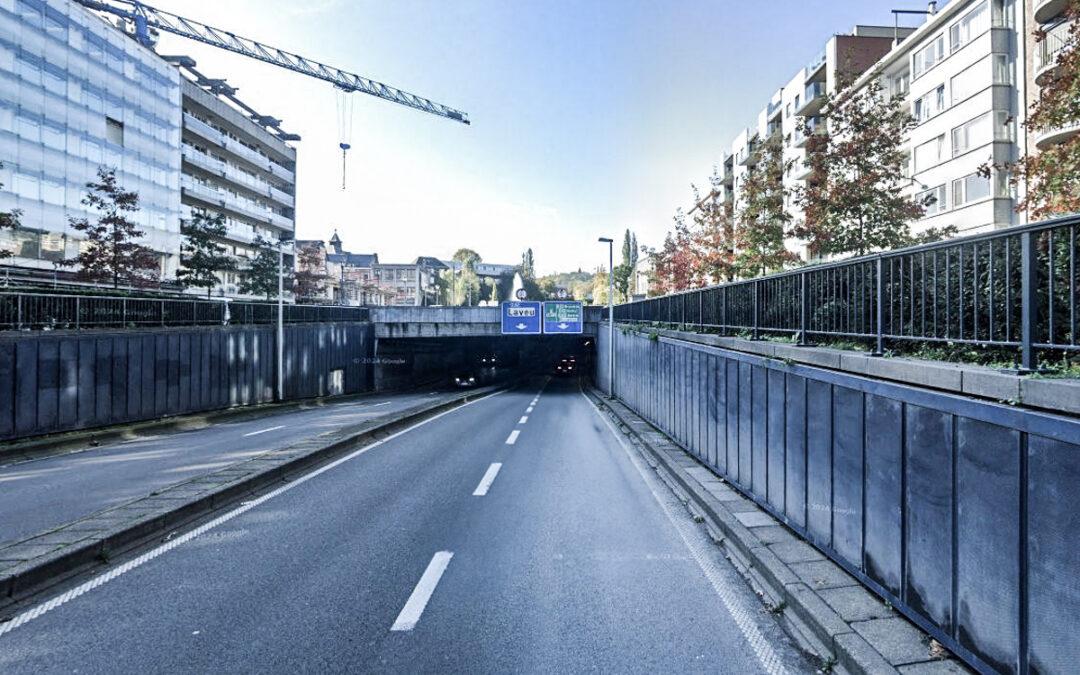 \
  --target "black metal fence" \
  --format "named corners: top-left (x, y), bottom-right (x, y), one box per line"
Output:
top-left (0, 292), bottom-right (369, 330)
top-left (615, 215), bottom-right (1080, 369)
